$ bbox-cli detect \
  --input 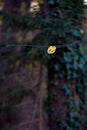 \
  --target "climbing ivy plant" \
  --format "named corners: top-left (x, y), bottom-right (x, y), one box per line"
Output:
top-left (45, 0), bottom-right (86, 130)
